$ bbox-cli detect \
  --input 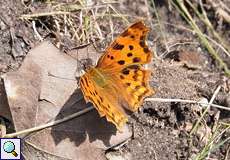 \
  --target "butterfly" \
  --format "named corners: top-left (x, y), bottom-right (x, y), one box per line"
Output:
top-left (80, 21), bottom-right (154, 130)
